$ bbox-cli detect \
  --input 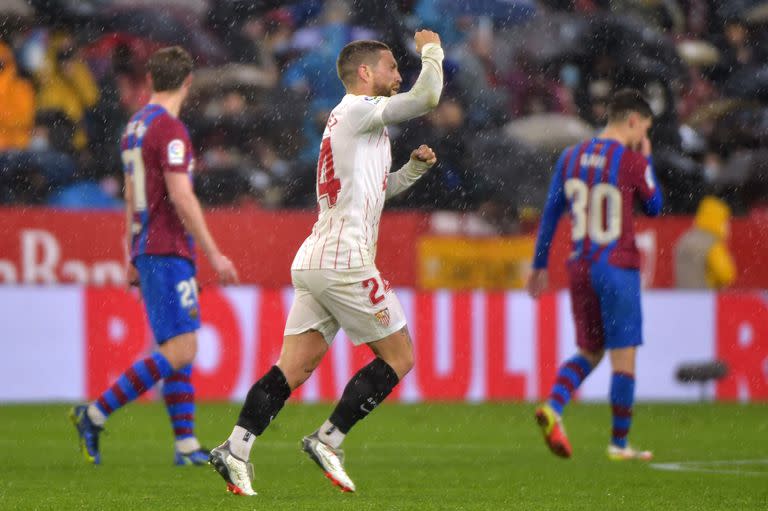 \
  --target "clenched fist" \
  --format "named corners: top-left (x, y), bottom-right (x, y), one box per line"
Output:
top-left (415, 30), bottom-right (441, 53)
top-left (410, 144), bottom-right (437, 167)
